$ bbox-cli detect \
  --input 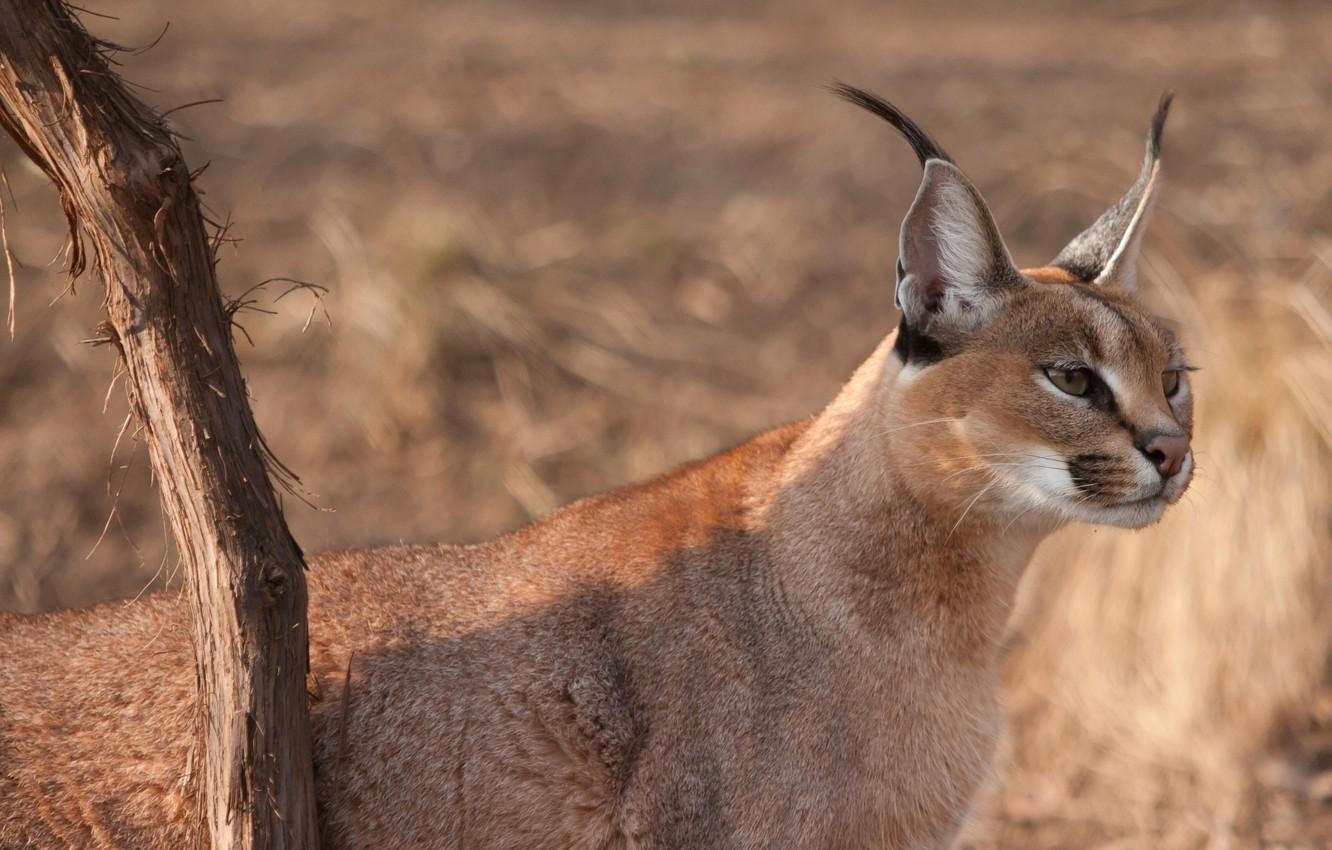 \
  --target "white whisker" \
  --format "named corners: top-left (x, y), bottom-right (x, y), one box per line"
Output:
top-left (875, 417), bottom-right (964, 437)
top-left (947, 478), bottom-right (999, 541)
top-left (940, 461), bottom-right (1065, 483)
